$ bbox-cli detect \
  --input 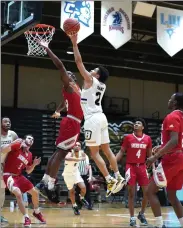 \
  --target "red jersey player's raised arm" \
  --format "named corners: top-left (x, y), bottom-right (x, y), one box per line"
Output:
top-left (37, 41), bottom-right (73, 92)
